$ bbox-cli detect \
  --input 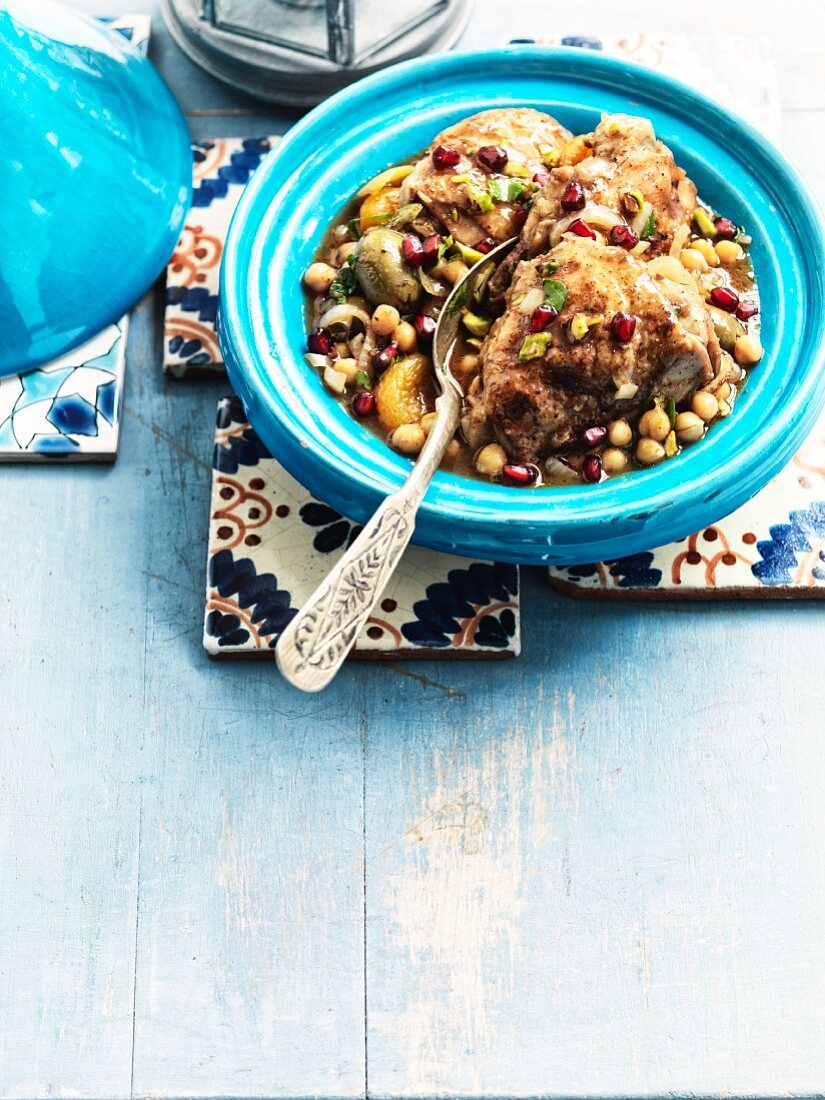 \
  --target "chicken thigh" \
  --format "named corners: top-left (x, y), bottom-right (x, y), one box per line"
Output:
top-left (465, 237), bottom-right (729, 462)
top-left (400, 107), bottom-right (572, 248)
